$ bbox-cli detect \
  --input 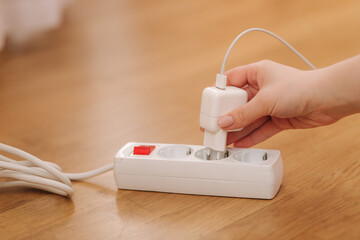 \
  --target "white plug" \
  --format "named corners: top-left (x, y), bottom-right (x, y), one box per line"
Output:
top-left (200, 74), bottom-right (247, 153)
top-left (0, 28), bottom-right (316, 197)
top-left (199, 28), bottom-right (316, 157)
